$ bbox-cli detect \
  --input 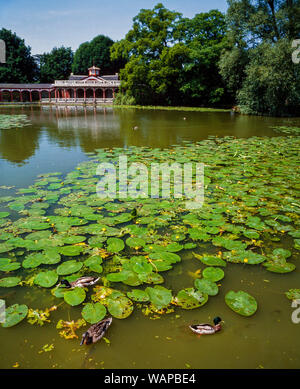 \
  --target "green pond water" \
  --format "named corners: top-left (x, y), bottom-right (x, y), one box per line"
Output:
top-left (0, 105), bottom-right (299, 369)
